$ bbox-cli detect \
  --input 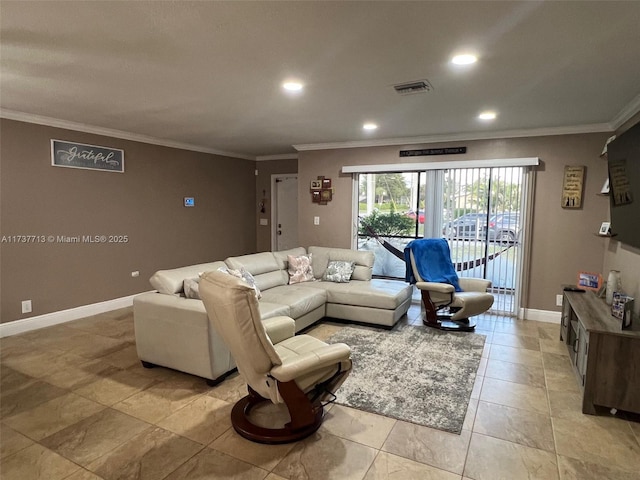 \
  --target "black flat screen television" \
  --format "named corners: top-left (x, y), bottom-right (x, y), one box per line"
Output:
top-left (608, 121), bottom-right (640, 250)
